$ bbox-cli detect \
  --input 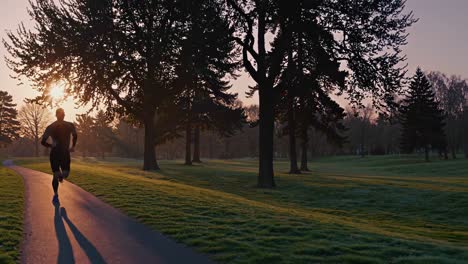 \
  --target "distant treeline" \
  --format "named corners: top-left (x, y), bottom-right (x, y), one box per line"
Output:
top-left (4, 69), bottom-right (467, 161)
